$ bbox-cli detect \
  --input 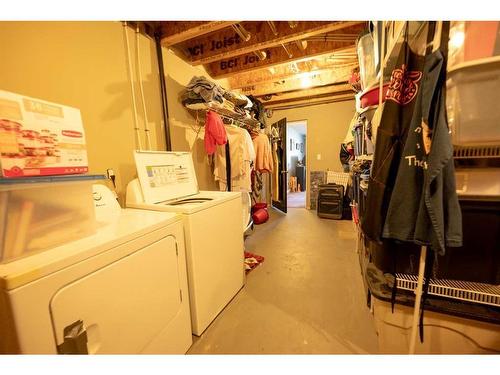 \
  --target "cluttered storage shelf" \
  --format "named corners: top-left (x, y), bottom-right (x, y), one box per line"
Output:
top-left (181, 76), bottom-right (274, 235)
top-left (184, 101), bottom-right (261, 128)
top-left (345, 20), bottom-right (500, 354)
